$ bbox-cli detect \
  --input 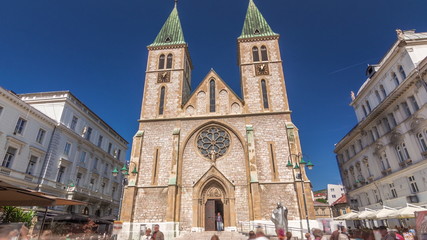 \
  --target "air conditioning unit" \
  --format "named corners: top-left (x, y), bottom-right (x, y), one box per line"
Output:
top-left (407, 195), bottom-right (419, 203)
